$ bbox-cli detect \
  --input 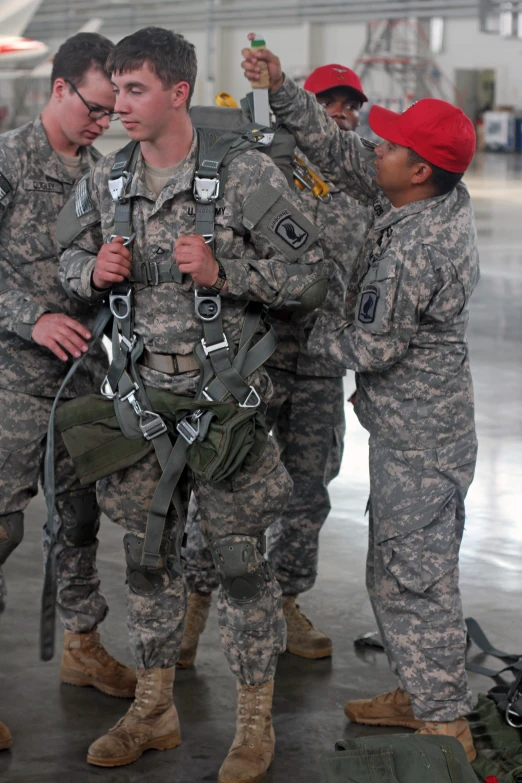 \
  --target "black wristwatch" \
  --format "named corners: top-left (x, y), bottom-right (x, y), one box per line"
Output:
top-left (206, 260), bottom-right (227, 294)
